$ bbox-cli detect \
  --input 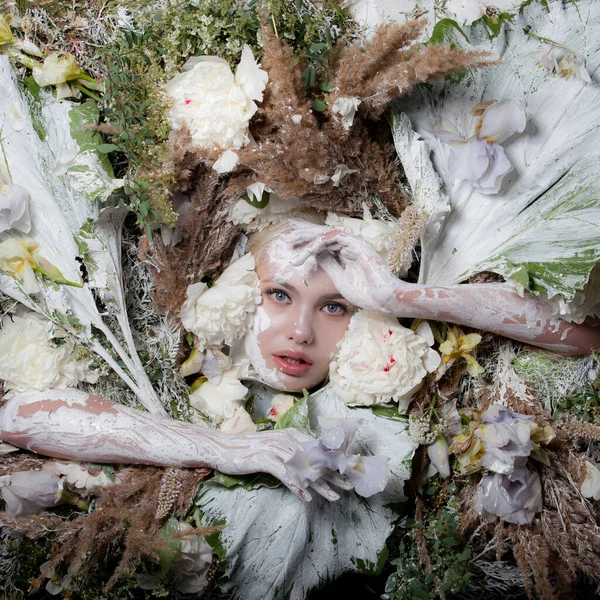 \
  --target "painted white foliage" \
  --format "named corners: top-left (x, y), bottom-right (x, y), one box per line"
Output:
top-left (196, 386), bottom-right (417, 600)
top-left (0, 56), bottom-right (166, 415)
top-left (392, 0), bottom-right (600, 313)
